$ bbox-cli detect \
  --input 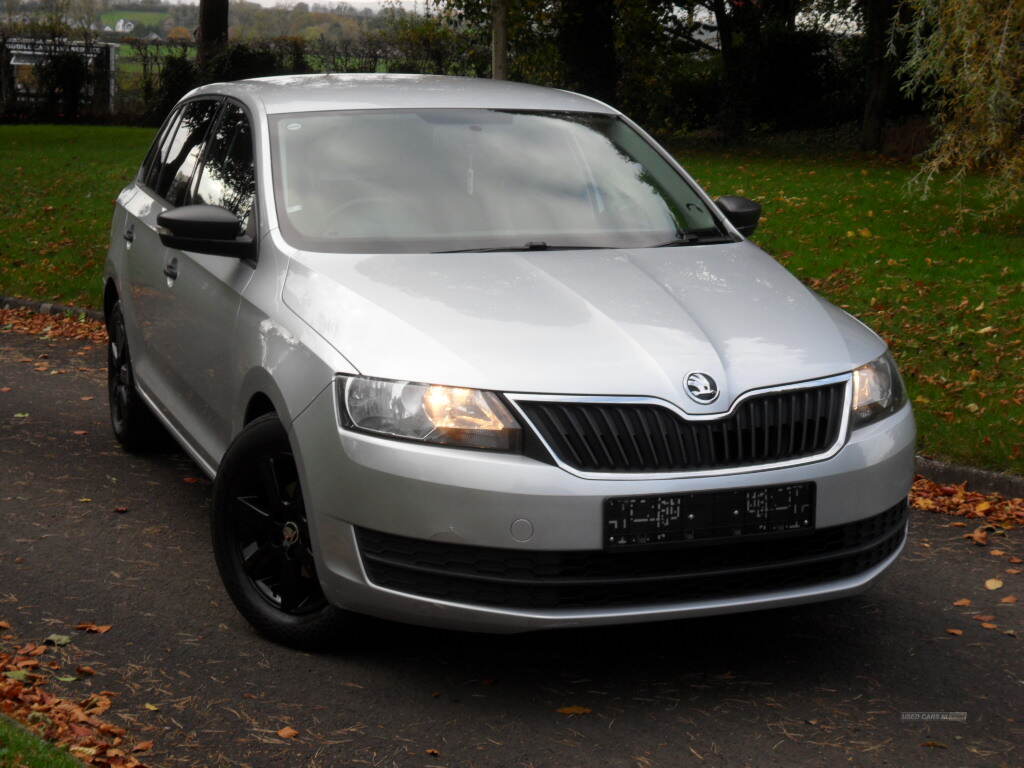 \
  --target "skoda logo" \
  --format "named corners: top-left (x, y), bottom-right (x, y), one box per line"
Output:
top-left (685, 372), bottom-right (719, 404)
